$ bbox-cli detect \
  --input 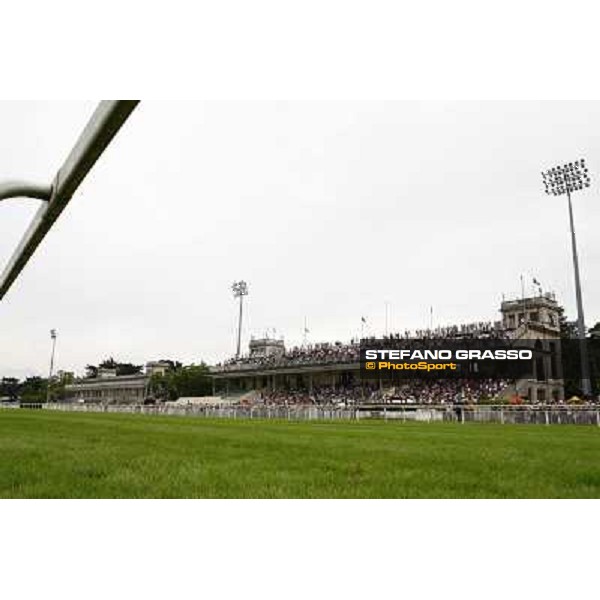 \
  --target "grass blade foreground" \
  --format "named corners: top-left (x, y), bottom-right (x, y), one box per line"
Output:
top-left (2, 410), bottom-right (600, 498)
